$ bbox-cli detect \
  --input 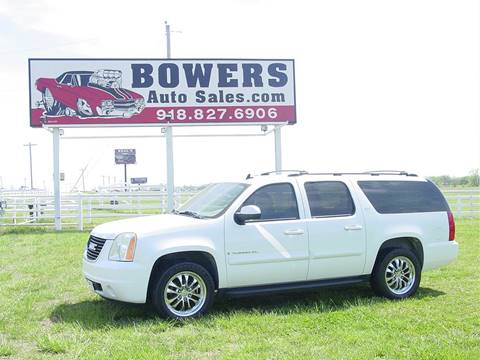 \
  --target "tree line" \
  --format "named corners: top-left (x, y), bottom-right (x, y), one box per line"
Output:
top-left (428, 169), bottom-right (480, 188)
